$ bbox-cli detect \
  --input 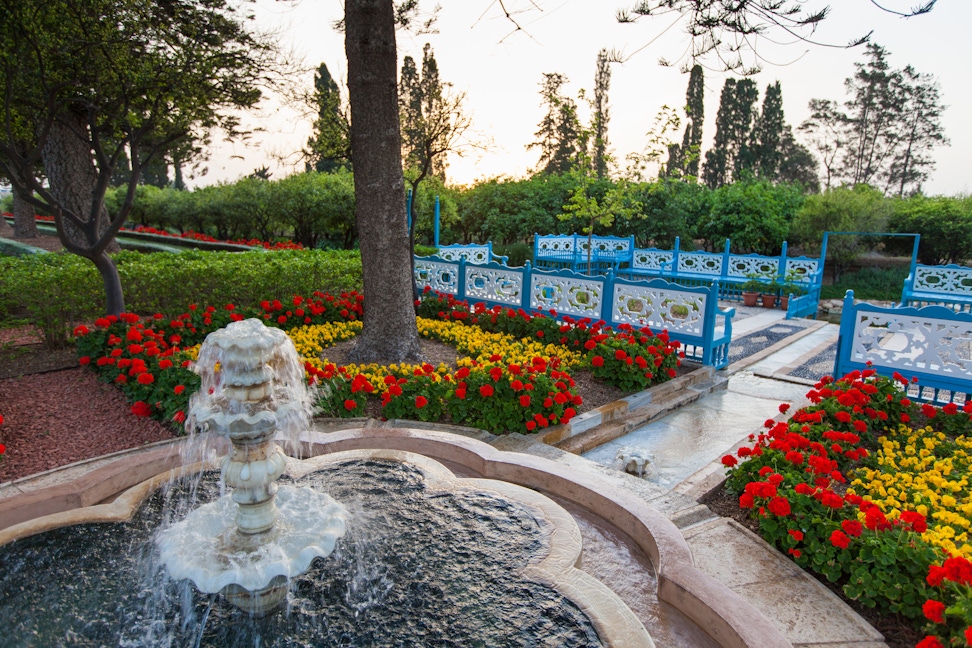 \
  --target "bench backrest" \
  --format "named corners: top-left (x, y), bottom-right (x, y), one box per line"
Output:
top-left (912, 264), bottom-right (972, 297)
top-left (835, 290), bottom-right (972, 403)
